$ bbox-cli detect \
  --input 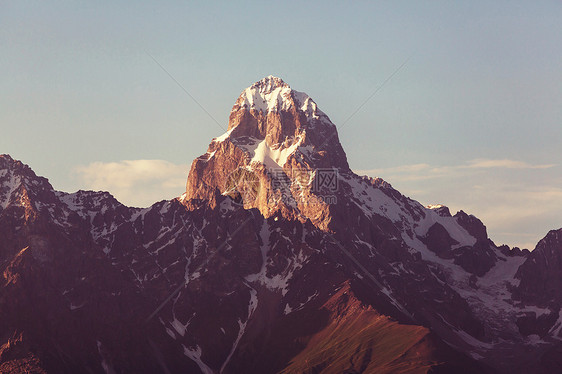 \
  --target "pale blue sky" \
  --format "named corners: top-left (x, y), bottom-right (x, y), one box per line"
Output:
top-left (2, 1), bottom-right (561, 249)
